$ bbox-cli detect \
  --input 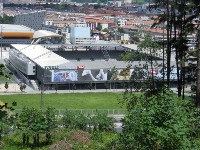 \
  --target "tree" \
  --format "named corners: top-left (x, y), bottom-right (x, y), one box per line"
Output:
top-left (22, 84), bottom-right (26, 92)
top-left (20, 85), bottom-right (24, 92)
top-left (43, 107), bottom-right (58, 144)
top-left (104, 81), bottom-right (109, 92)
top-left (55, 84), bottom-right (58, 93)
top-left (0, 64), bottom-right (15, 143)
top-left (138, 34), bottom-right (162, 93)
top-left (96, 23), bottom-right (102, 31)
top-left (107, 67), bottom-right (118, 80)
top-left (0, 101), bottom-right (16, 143)
top-left (122, 33), bottom-right (163, 95)
top-left (18, 84), bottom-right (26, 92)
top-left (15, 107), bottom-right (58, 147)
top-left (117, 86), bottom-right (198, 149)
top-left (130, 36), bottom-right (140, 44)
top-left (150, 0), bottom-right (199, 99)
top-left (118, 27), bottom-right (125, 33)
top-left (91, 111), bottom-right (114, 132)
top-left (102, 28), bottom-right (108, 32)
top-left (4, 82), bottom-right (8, 92)
top-left (197, 27), bottom-right (200, 106)
top-left (71, 83), bottom-right (76, 93)
top-left (87, 82), bottom-right (93, 90)
top-left (0, 14), bottom-right (14, 24)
